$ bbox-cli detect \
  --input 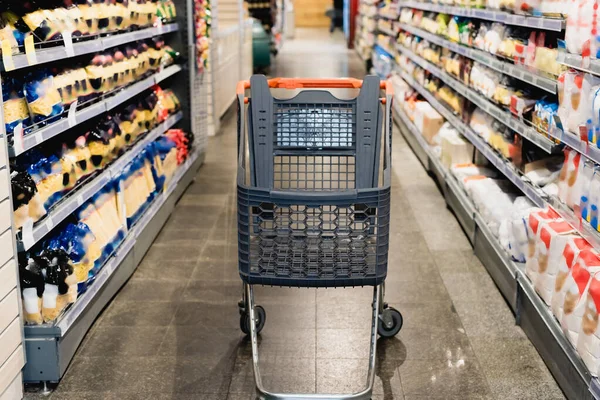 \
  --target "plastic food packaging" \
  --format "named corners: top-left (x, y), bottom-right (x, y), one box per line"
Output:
top-left (551, 238), bottom-right (594, 320)
top-left (11, 169), bottom-right (46, 229)
top-left (62, 136), bottom-right (93, 183)
top-left (22, 152), bottom-right (69, 210)
top-left (565, 0), bottom-right (594, 56)
top-left (589, 166), bottom-right (600, 230)
top-left (20, 5), bottom-right (63, 43)
top-left (48, 222), bottom-right (101, 291)
top-left (560, 253), bottom-right (598, 346)
top-left (533, 220), bottom-right (580, 304)
top-left (23, 70), bottom-right (65, 127)
top-left (576, 267), bottom-right (600, 376)
top-left (39, 249), bottom-right (77, 323)
top-left (20, 256), bottom-right (46, 325)
top-left (3, 77), bottom-right (32, 135)
top-left (581, 161), bottom-right (595, 222)
top-left (526, 208), bottom-right (561, 282)
top-left (558, 148), bottom-right (584, 208)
